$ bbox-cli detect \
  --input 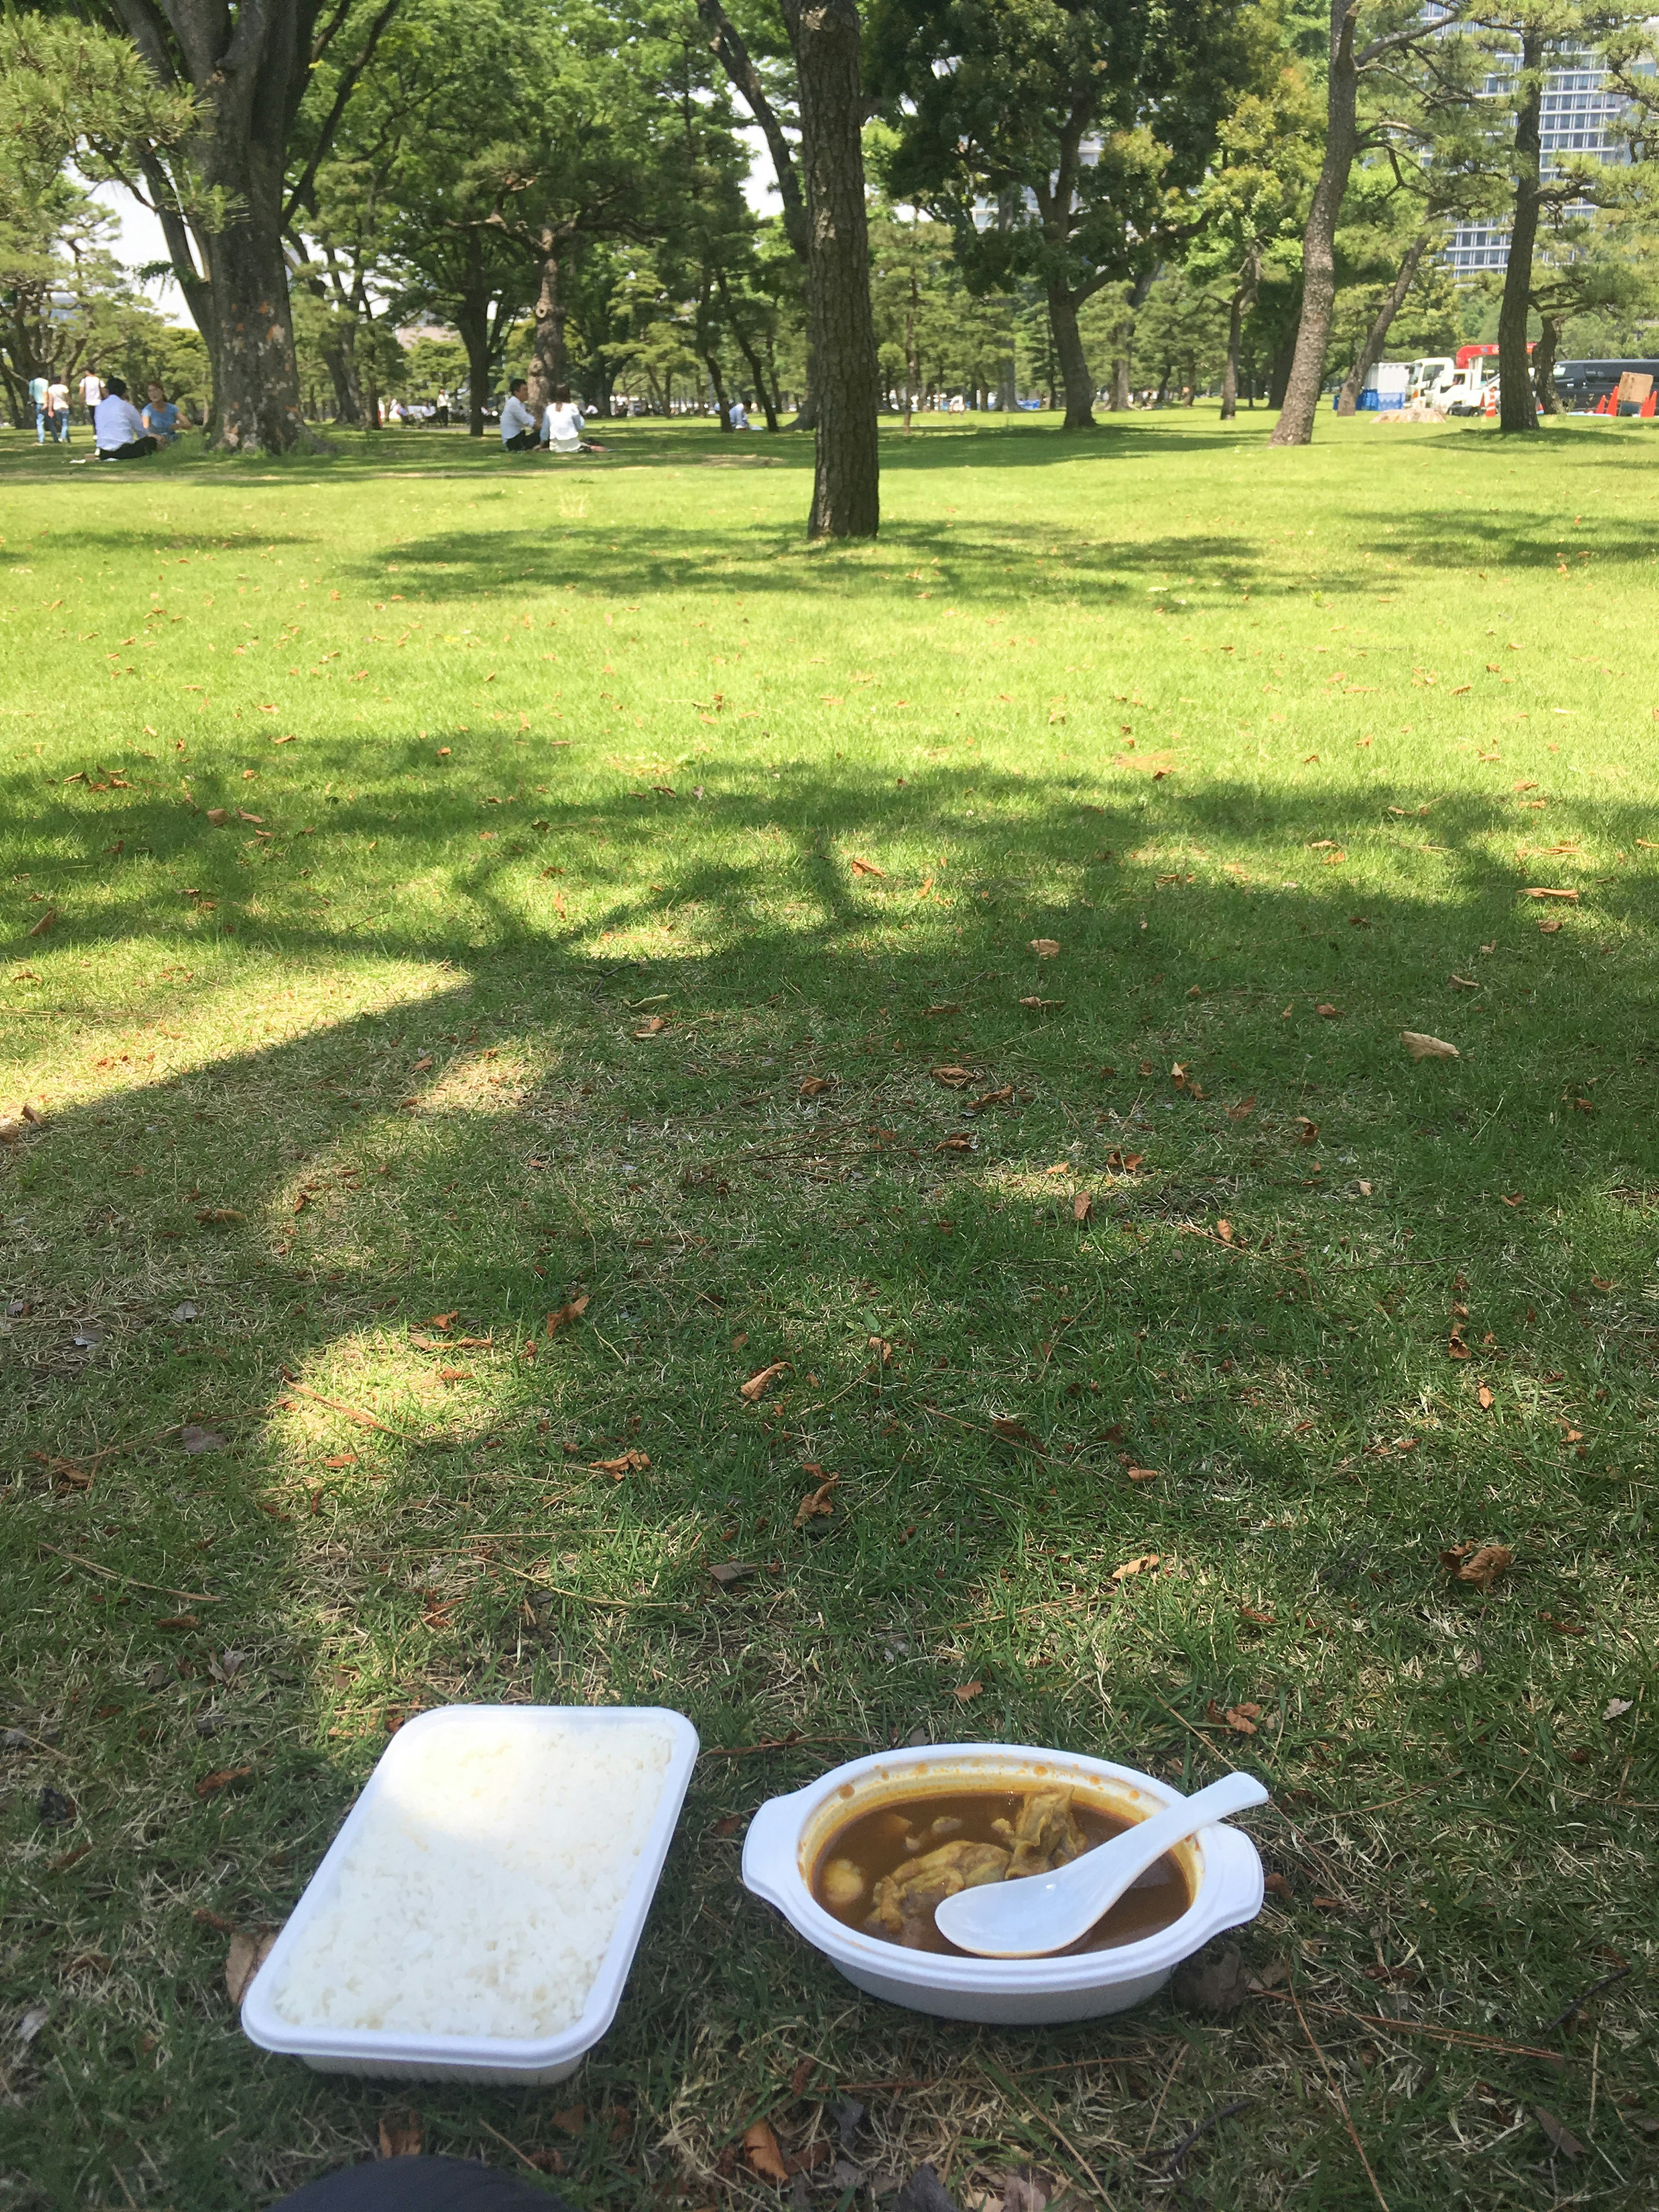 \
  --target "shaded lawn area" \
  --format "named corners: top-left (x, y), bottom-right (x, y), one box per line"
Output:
top-left (2, 412), bottom-right (1656, 2211)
